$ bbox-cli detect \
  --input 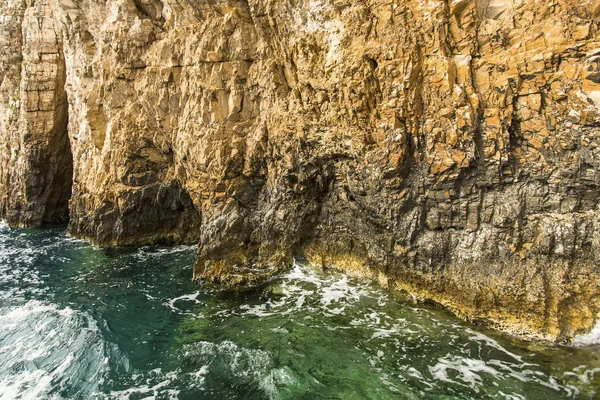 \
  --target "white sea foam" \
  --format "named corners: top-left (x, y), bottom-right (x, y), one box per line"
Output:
top-left (465, 329), bottom-right (530, 364)
top-left (497, 391), bottom-right (527, 400)
top-left (429, 352), bottom-right (578, 397)
top-left (371, 324), bottom-right (407, 340)
top-left (1, 220), bottom-right (593, 400)
top-left (165, 291), bottom-right (203, 313)
top-left (135, 244), bottom-right (197, 261)
top-left (429, 355), bottom-right (512, 393)
top-left (0, 300), bottom-right (121, 400)
top-left (564, 365), bottom-right (600, 385)
top-left (573, 319), bottom-right (600, 346)
top-left (182, 340), bottom-right (297, 399)
top-left (229, 262), bottom-right (377, 320)
top-left (103, 369), bottom-right (181, 399)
